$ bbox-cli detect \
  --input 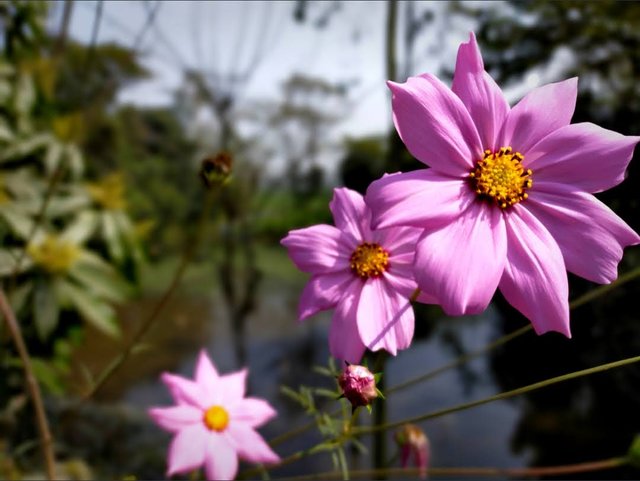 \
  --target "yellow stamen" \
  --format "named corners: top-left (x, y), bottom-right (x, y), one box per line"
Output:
top-left (85, 173), bottom-right (127, 210)
top-left (203, 405), bottom-right (229, 432)
top-left (27, 235), bottom-right (80, 274)
top-left (469, 146), bottom-right (532, 209)
top-left (350, 242), bottom-right (389, 279)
